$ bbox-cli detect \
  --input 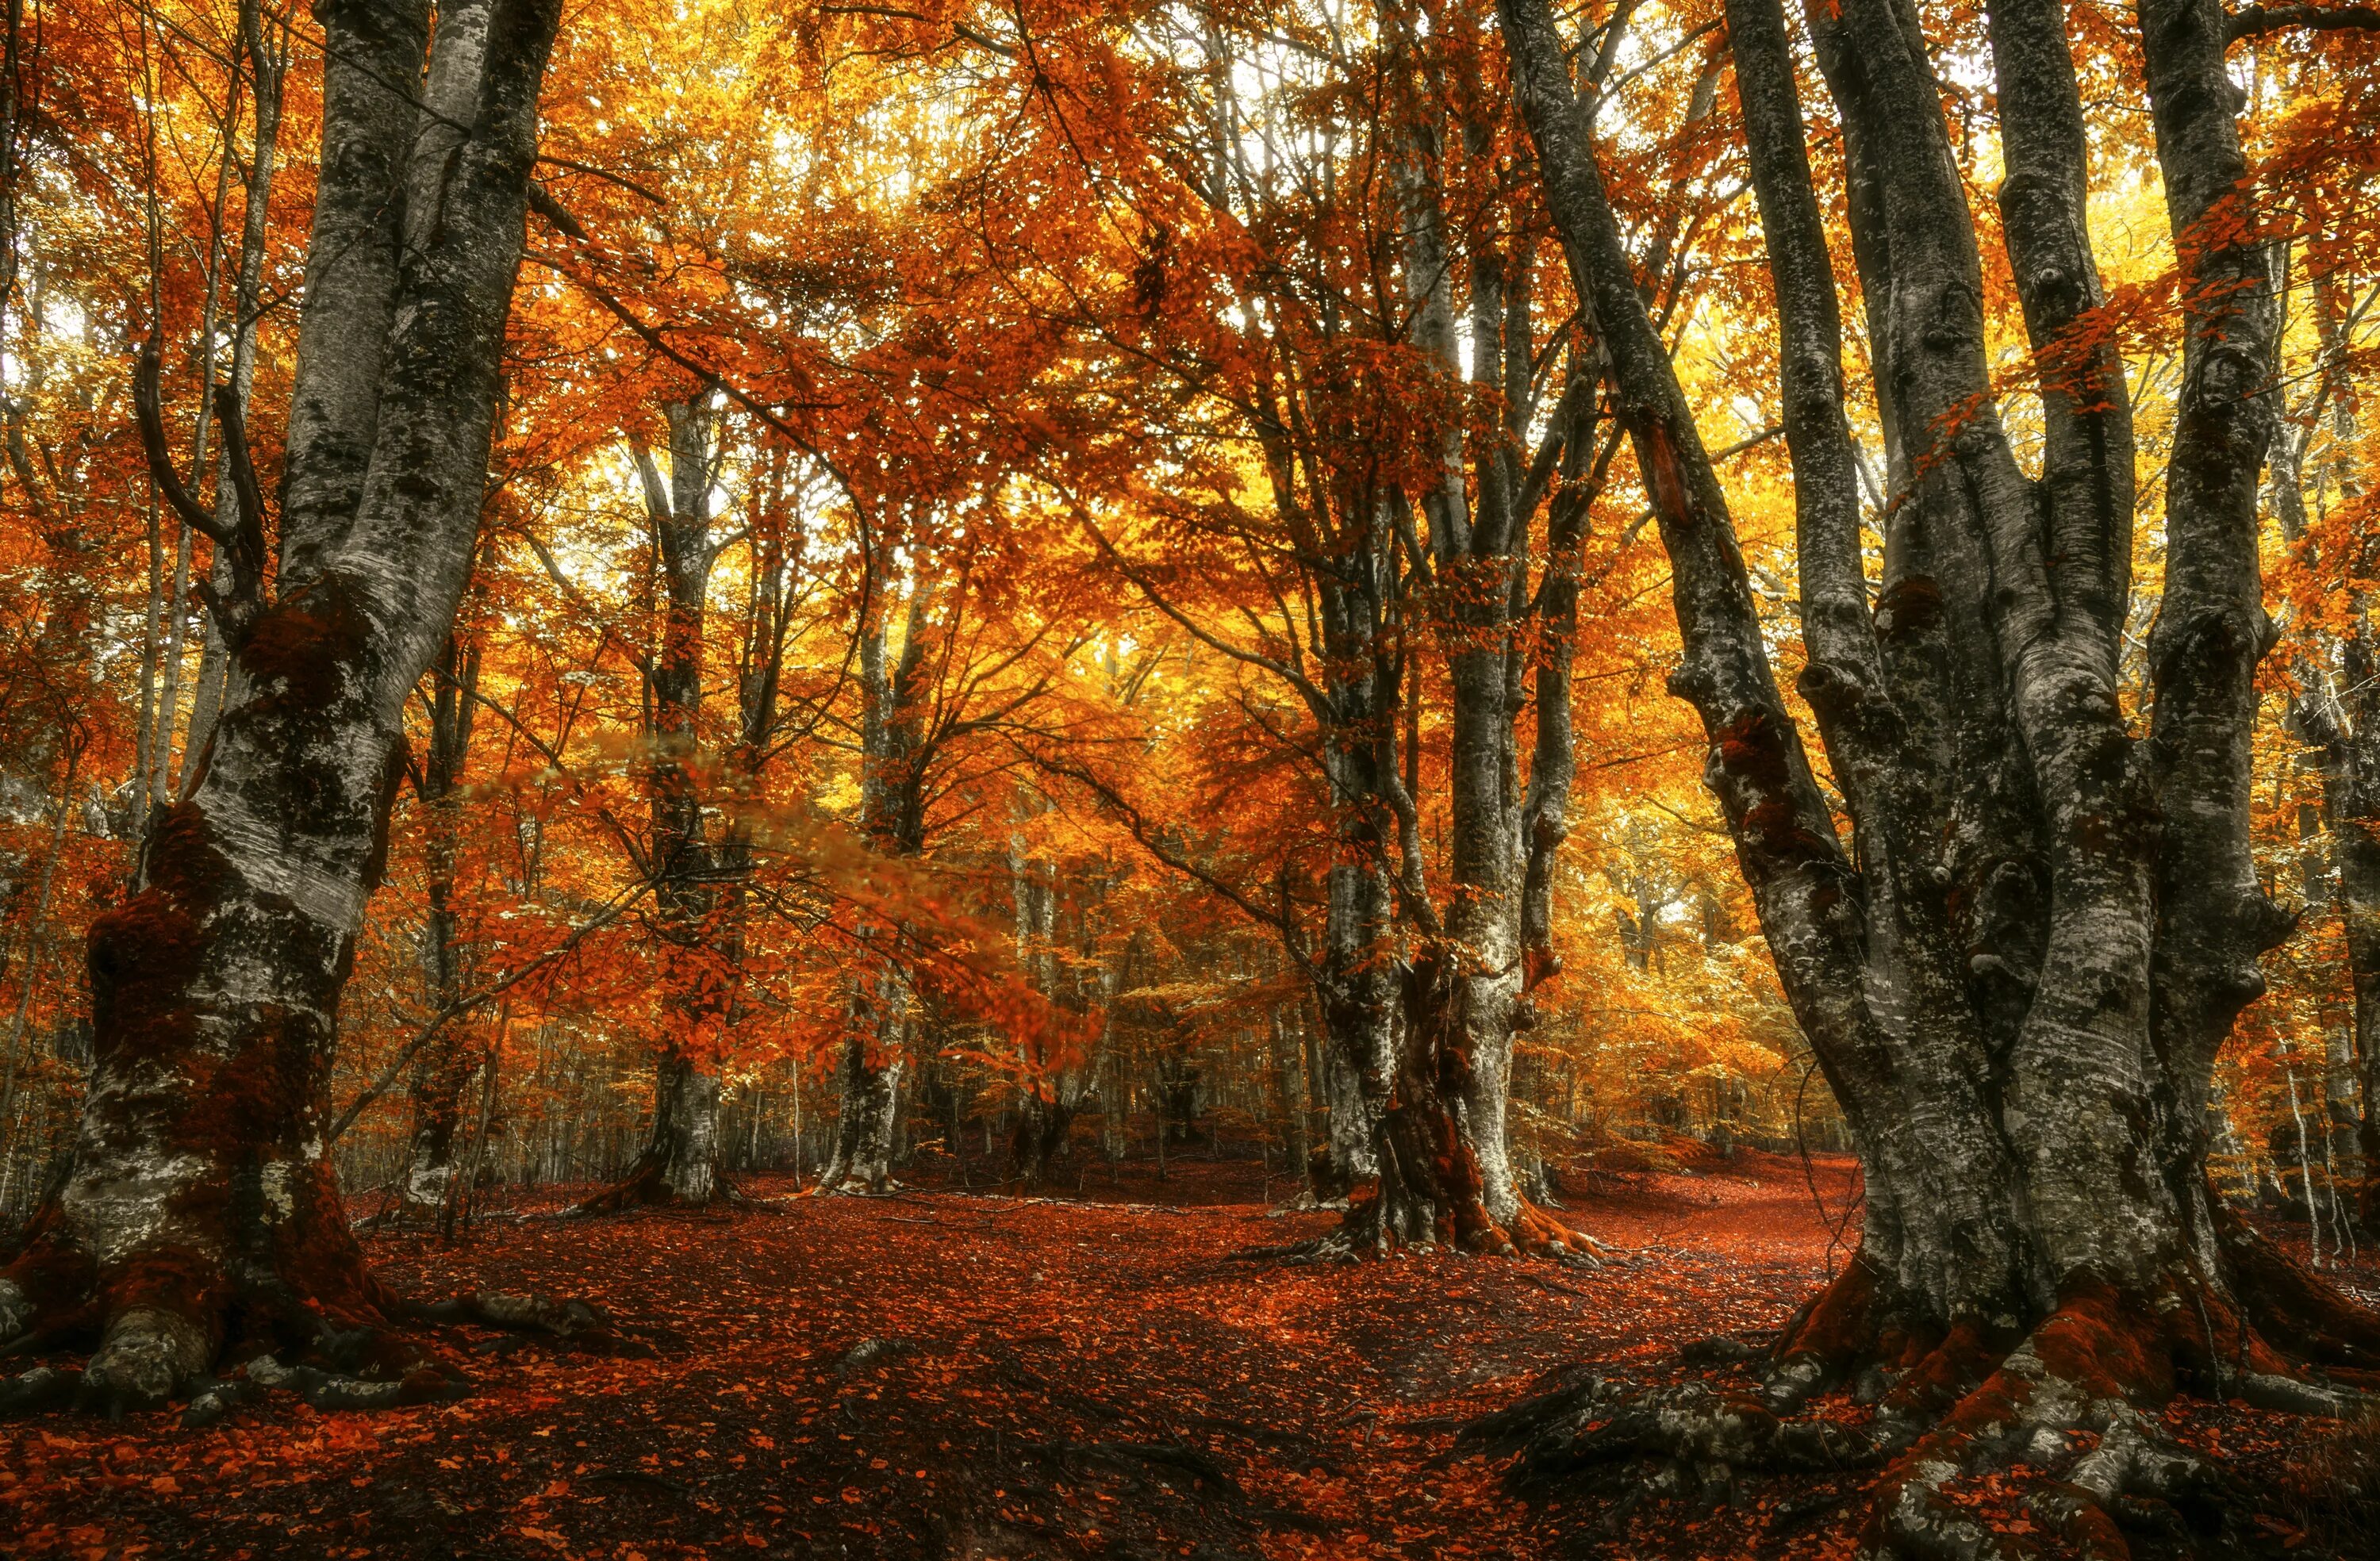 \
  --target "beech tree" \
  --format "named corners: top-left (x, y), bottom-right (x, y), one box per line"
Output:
top-left (820, 546), bottom-right (1080, 1193)
top-left (574, 393), bottom-right (739, 1210)
top-left (820, 553), bottom-right (931, 1194)
top-left (995, 1), bottom-right (1727, 1247)
top-left (2277, 234), bottom-right (2380, 1229)
top-left (388, 623), bottom-right (484, 1225)
top-left (0, 0), bottom-right (565, 1408)
top-left (1484, 0), bottom-right (2380, 1540)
